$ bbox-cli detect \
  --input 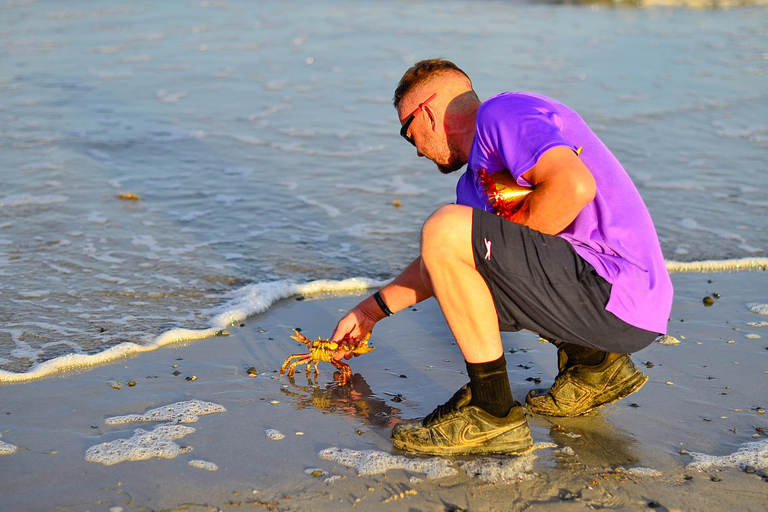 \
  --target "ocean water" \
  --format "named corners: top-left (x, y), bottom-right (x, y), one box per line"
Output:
top-left (0, 0), bottom-right (766, 381)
